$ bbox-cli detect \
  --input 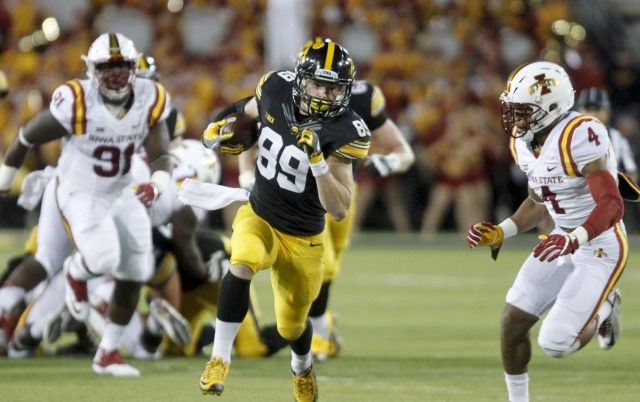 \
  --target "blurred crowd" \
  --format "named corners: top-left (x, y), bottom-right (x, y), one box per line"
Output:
top-left (1, 0), bottom-right (639, 233)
